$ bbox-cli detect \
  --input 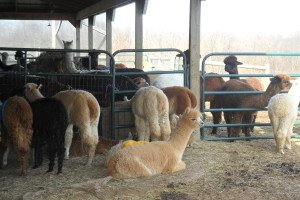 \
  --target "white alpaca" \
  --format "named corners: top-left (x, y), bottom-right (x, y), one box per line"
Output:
top-left (24, 83), bottom-right (100, 165)
top-left (268, 78), bottom-right (300, 154)
top-left (151, 74), bottom-right (183, 89)
top-left (62, 40), bottom-right (78, 73)
top-left (129, 86), bottom-right (171, 141)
